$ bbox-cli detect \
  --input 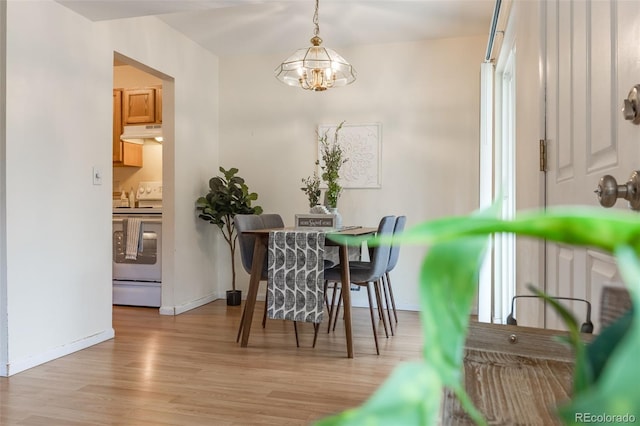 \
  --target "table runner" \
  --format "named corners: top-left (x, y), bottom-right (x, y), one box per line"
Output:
top-left (267, 230), bottom-right (325, 323)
